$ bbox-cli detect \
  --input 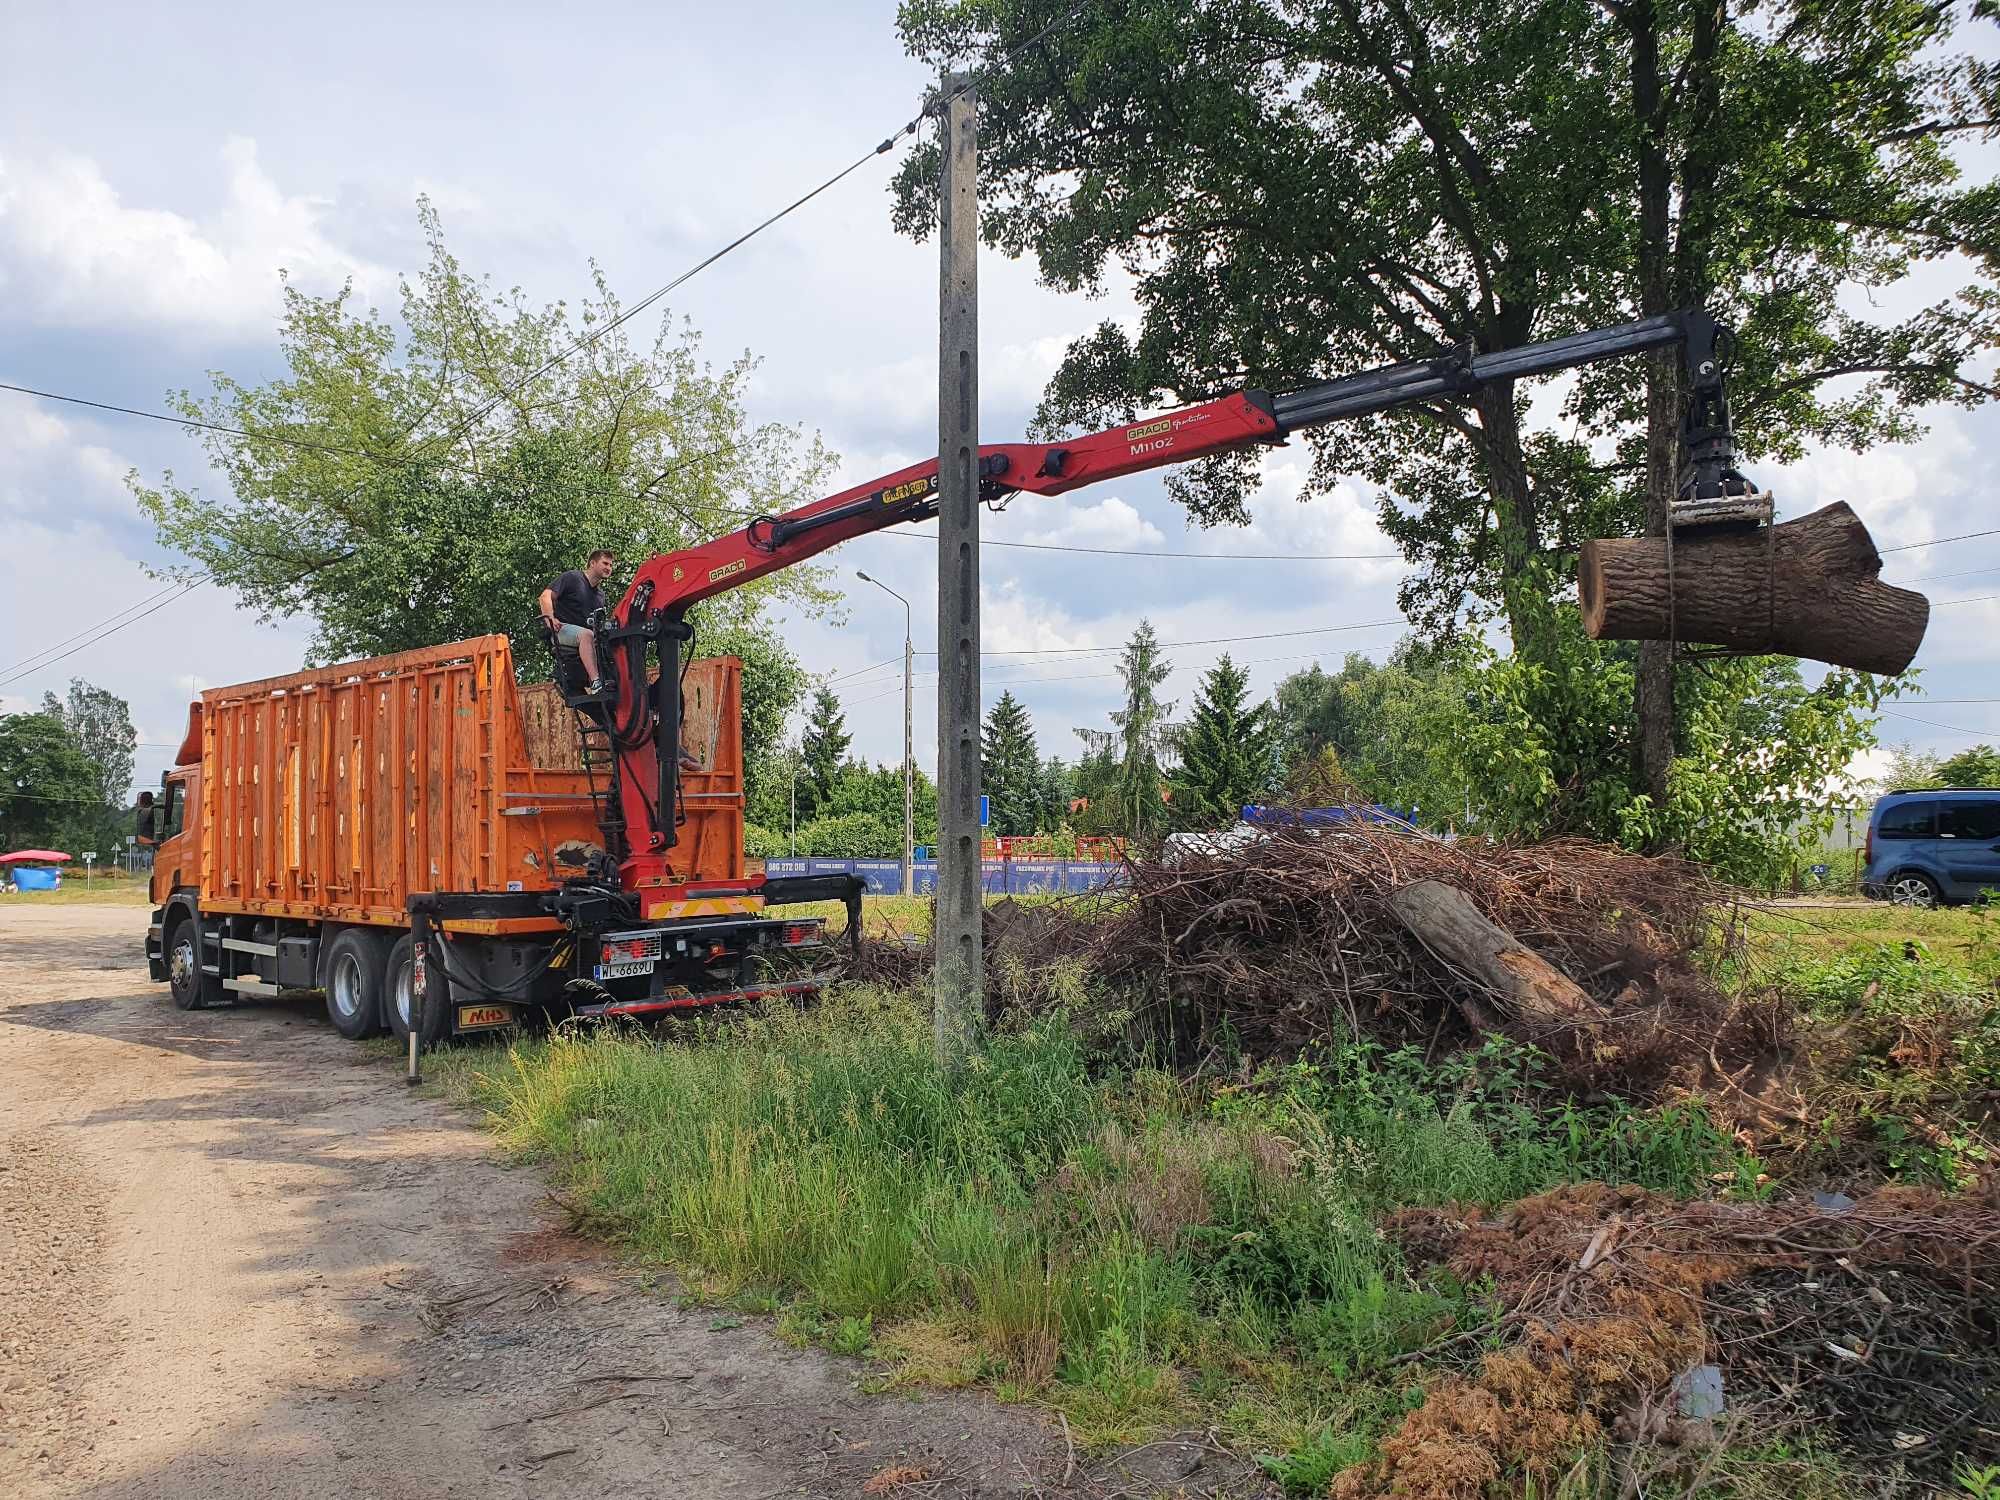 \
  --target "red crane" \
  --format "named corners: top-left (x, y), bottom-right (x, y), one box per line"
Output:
top-left (574, 308), bottom-right (1749, 900)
